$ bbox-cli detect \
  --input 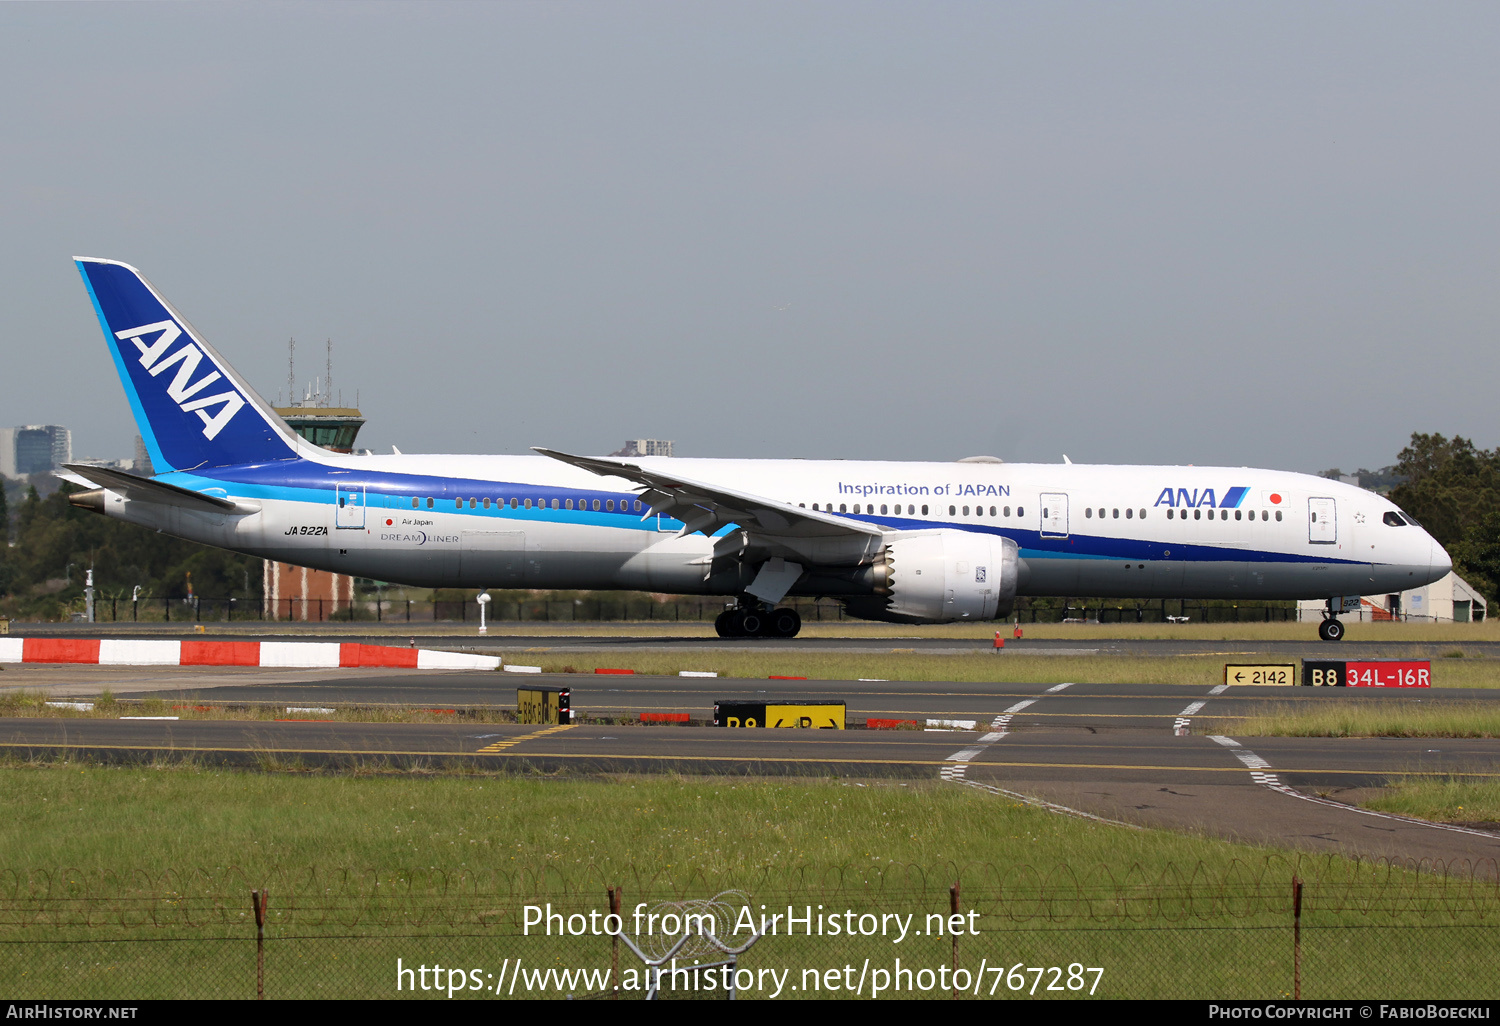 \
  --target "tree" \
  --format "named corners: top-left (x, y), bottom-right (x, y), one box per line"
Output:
top-left (1389, 432), bottom-right (1500, 603)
